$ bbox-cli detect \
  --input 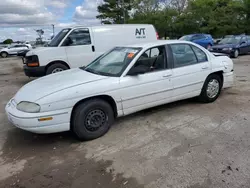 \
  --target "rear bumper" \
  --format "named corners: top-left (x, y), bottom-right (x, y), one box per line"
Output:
top-left (23, 65), bottom-right (46, 77)
top-left (223, 71), bottom-right (234, 88)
